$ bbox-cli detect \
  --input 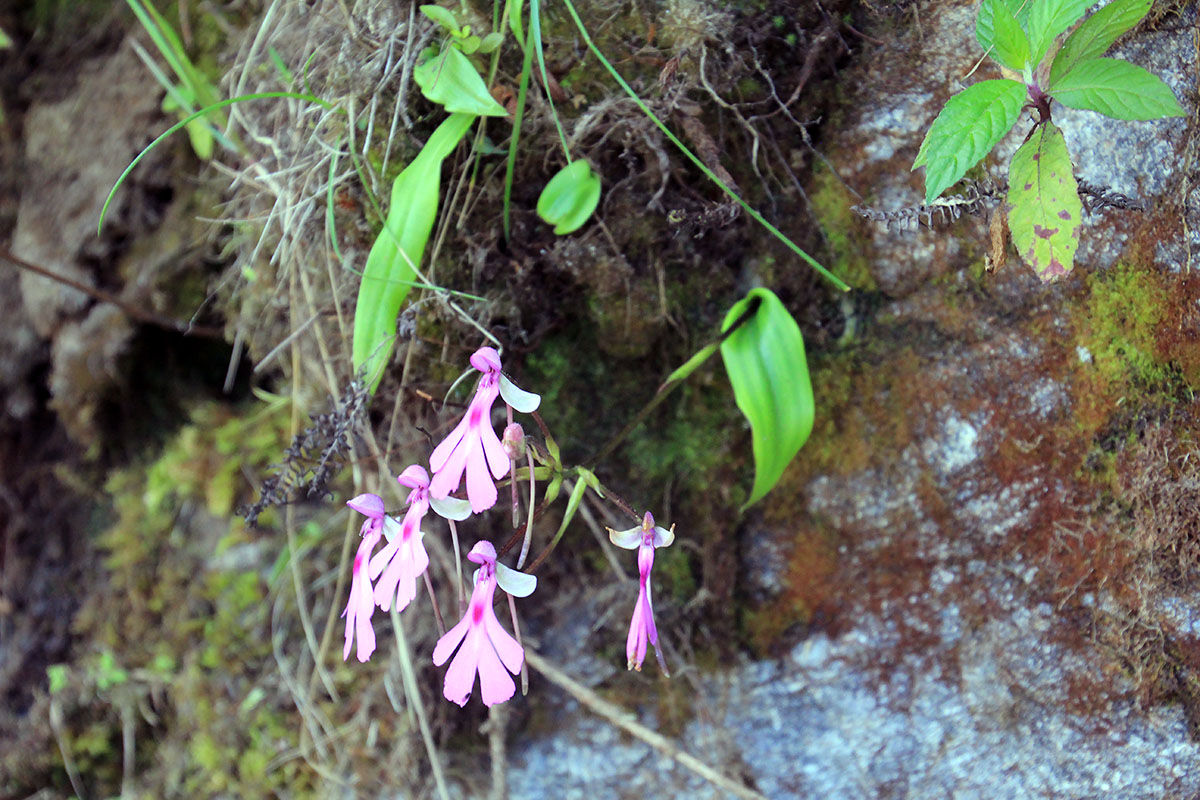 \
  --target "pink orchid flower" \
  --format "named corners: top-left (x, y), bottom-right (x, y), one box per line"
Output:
top-left (432, 540), bottom-right (537, 707)
top-left (368, 466), bottom-right (432, 614)
top-left (429, 347), bottom-right (541, 514)
top-left (609, 511), bottom-right (675, 675)
top-left (343, 493), bottom-right (386, 662)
